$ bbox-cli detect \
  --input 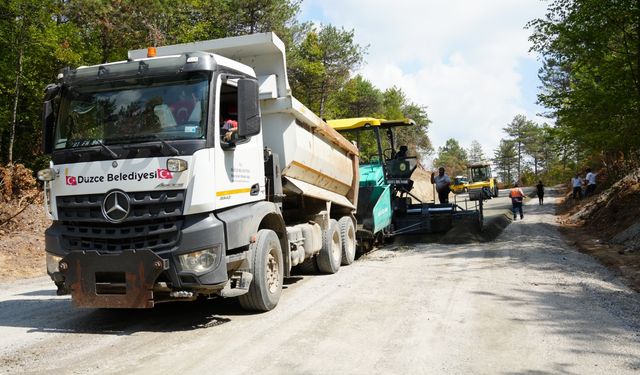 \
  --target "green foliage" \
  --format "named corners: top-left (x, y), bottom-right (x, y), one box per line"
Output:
top-left (433, 138), bottom-right (468, 177)
top-left (493, 139), bottom-right (517, 184)
top-left (326, 75), bottom-right (383, 118)
top-left (289, 24), bottom-right (366, 116)
top-left (528, 0), bottom-right (640, 167)
top-left (0, 0), bottom-right (66, 166)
